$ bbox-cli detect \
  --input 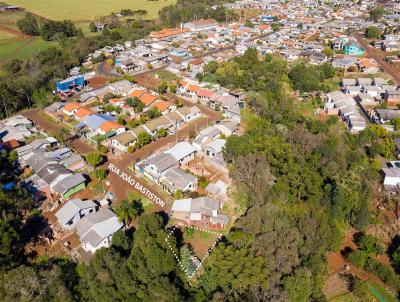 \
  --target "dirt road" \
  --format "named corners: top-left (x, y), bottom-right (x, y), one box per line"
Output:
top-left (21, 104), bottom-right (221, 208)
top-left (354, 33), bottom-right (400, 84)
